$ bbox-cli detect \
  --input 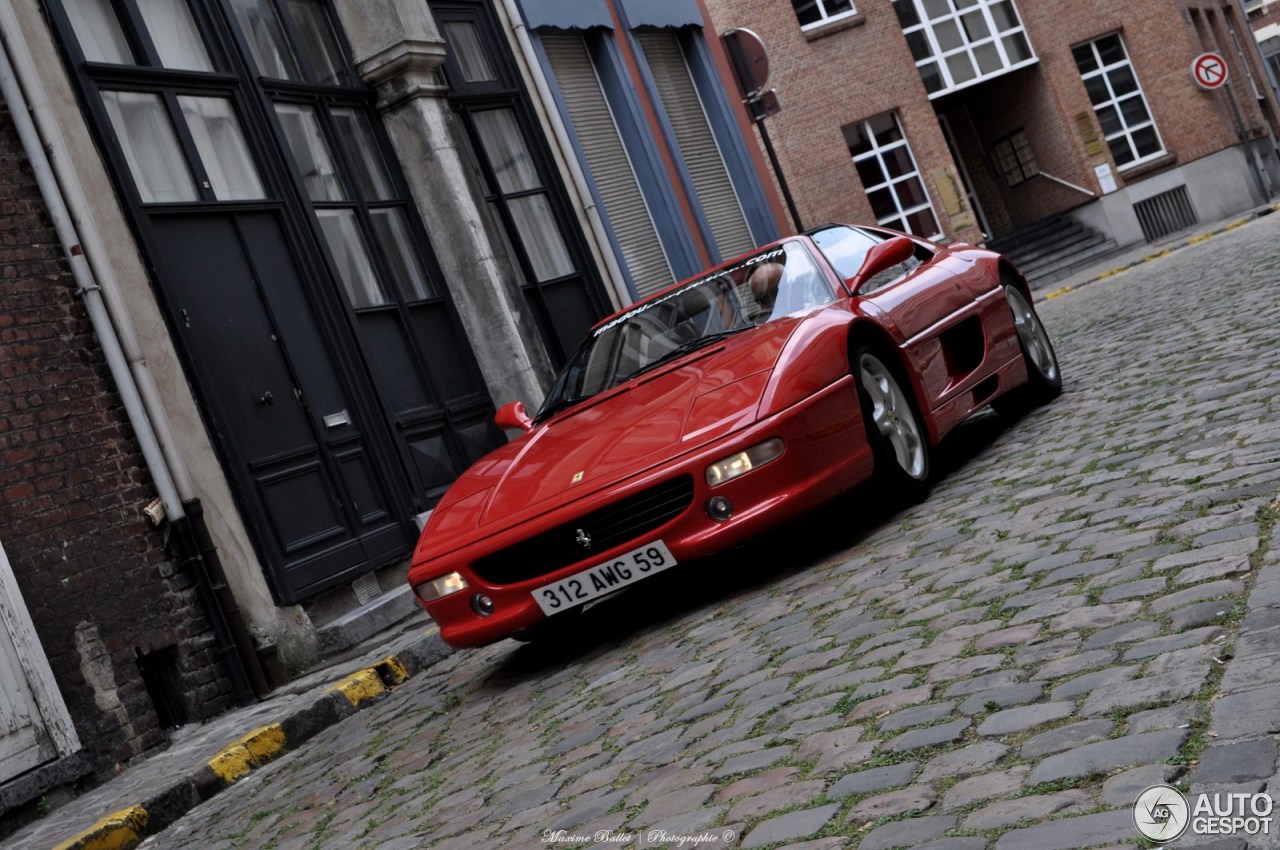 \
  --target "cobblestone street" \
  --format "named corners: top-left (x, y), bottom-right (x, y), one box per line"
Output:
top-left (140, 213), bottom-right (1280, 849)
